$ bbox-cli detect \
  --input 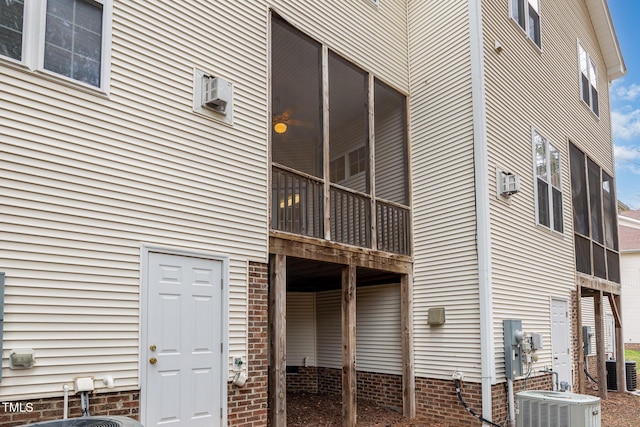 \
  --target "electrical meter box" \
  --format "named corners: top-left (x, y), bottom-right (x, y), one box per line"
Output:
top-left (583, 326), bottom-right (593, 355)
top-left (504, 319), bottom-right (523, 379)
